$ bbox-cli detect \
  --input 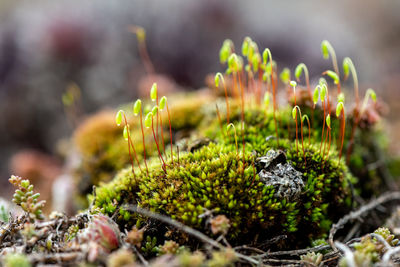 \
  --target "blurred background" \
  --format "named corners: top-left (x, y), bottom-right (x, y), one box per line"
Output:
top-left (0, 0), bottom-right (399, 204)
